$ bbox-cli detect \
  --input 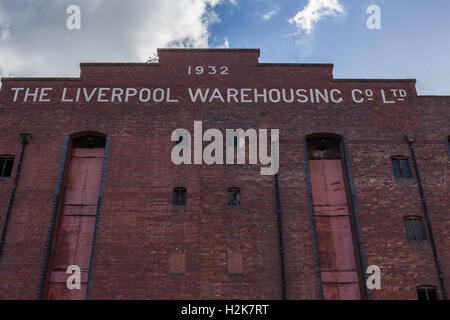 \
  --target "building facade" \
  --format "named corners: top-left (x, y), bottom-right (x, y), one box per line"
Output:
top-left (0, 49), bottom-right (448, 300)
